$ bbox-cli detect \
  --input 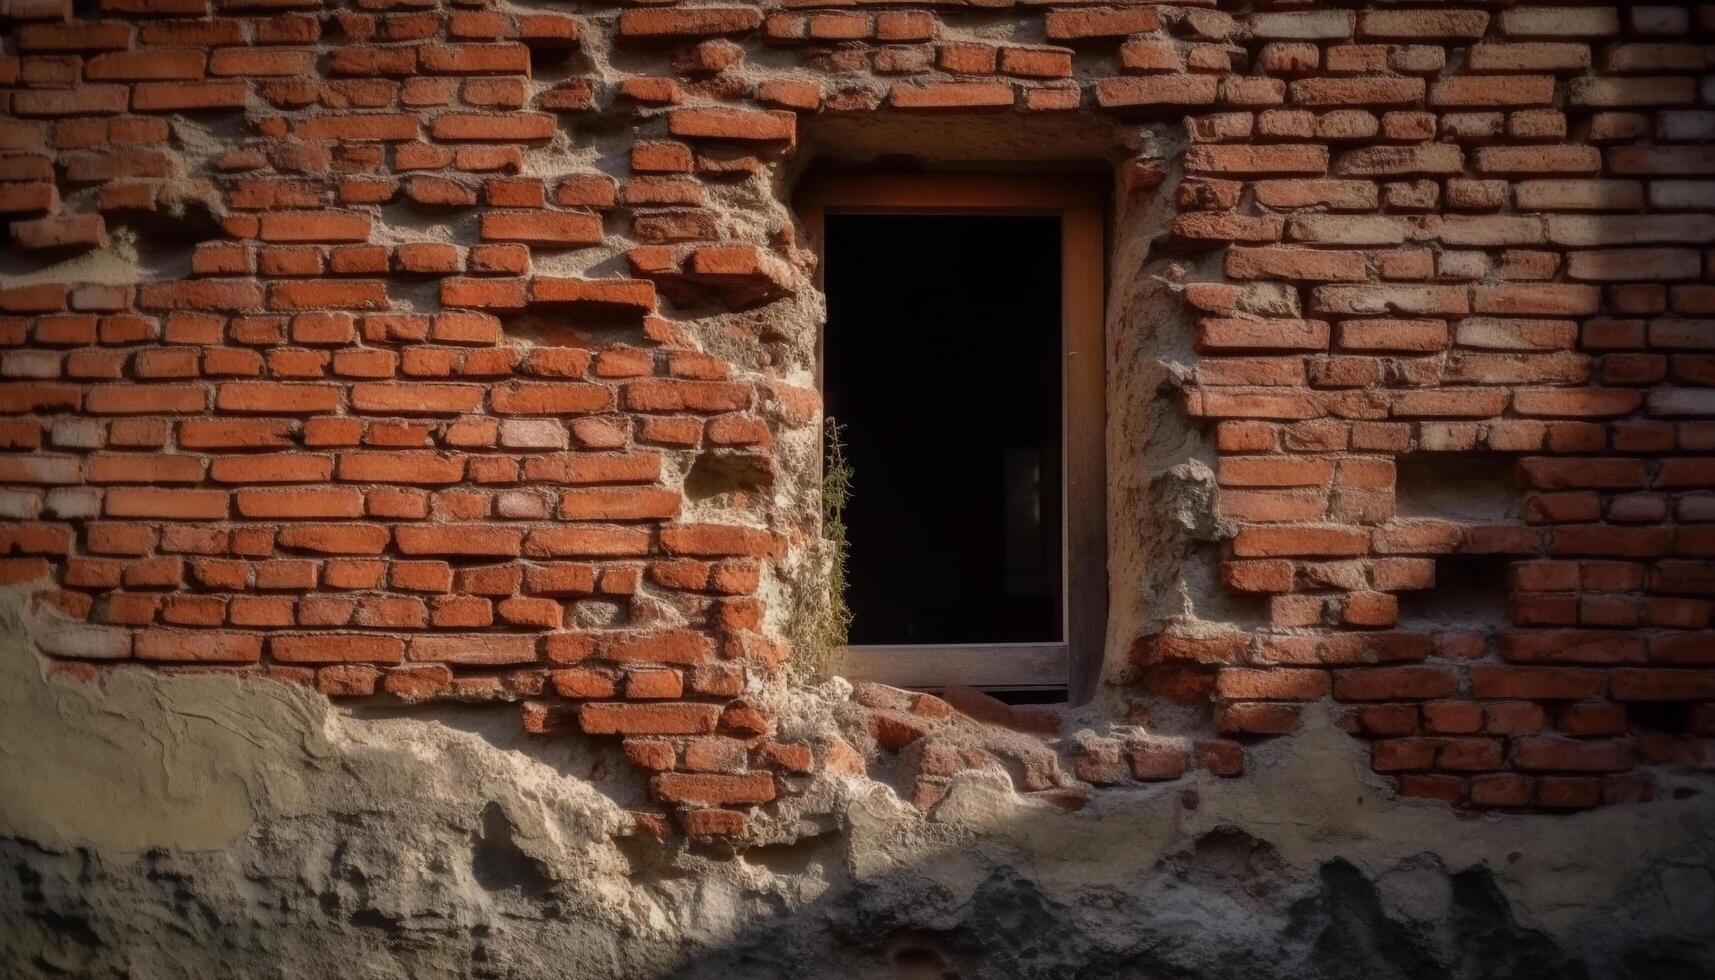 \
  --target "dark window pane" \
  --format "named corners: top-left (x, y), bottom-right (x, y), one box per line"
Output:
top-left (824, 214), bottom-right (1062, 645)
